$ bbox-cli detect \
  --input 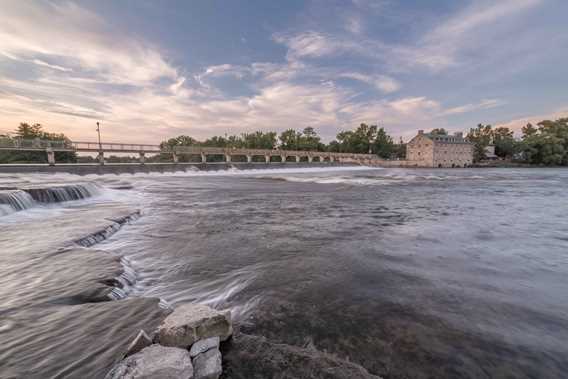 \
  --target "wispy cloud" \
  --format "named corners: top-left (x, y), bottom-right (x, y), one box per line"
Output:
top-left (0, 0), bottom-right (563, 143)
top-left (338, 72), bottom-right (400, 93)
top-left (442, 99), bottom-right (505, 116)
